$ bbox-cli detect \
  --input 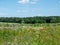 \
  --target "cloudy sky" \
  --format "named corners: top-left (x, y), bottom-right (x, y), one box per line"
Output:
top-left (0, 0), bottom-right (60, 17)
